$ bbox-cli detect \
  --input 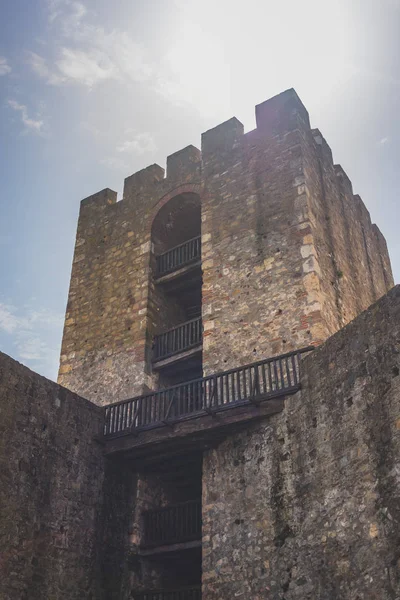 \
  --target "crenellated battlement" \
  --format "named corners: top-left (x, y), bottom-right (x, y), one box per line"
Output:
top-left (80, 187), bottom-right (118, 209)
top-left (201, 117), bottom-right (244, 154)
top-left (60, 87), bottom-right (394, 410)
top-left (166, 144), bottom-right (201, 181)
top-left (80, 89), bottom-right (314, 212)
top-left (334, 164), bottom-right (354, 194)
top-left (80, 148), bottom-right (201, 212)
top-left (255, 88), bottom-right (310, 135)
top-left (123, 163), bottom-right (165, 204)
top-left (312, 128), bottom-right (334, 164)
